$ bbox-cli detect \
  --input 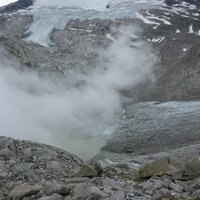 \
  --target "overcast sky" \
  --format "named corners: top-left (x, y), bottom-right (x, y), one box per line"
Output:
top-left (0, 0), bottom-right (17, 6)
